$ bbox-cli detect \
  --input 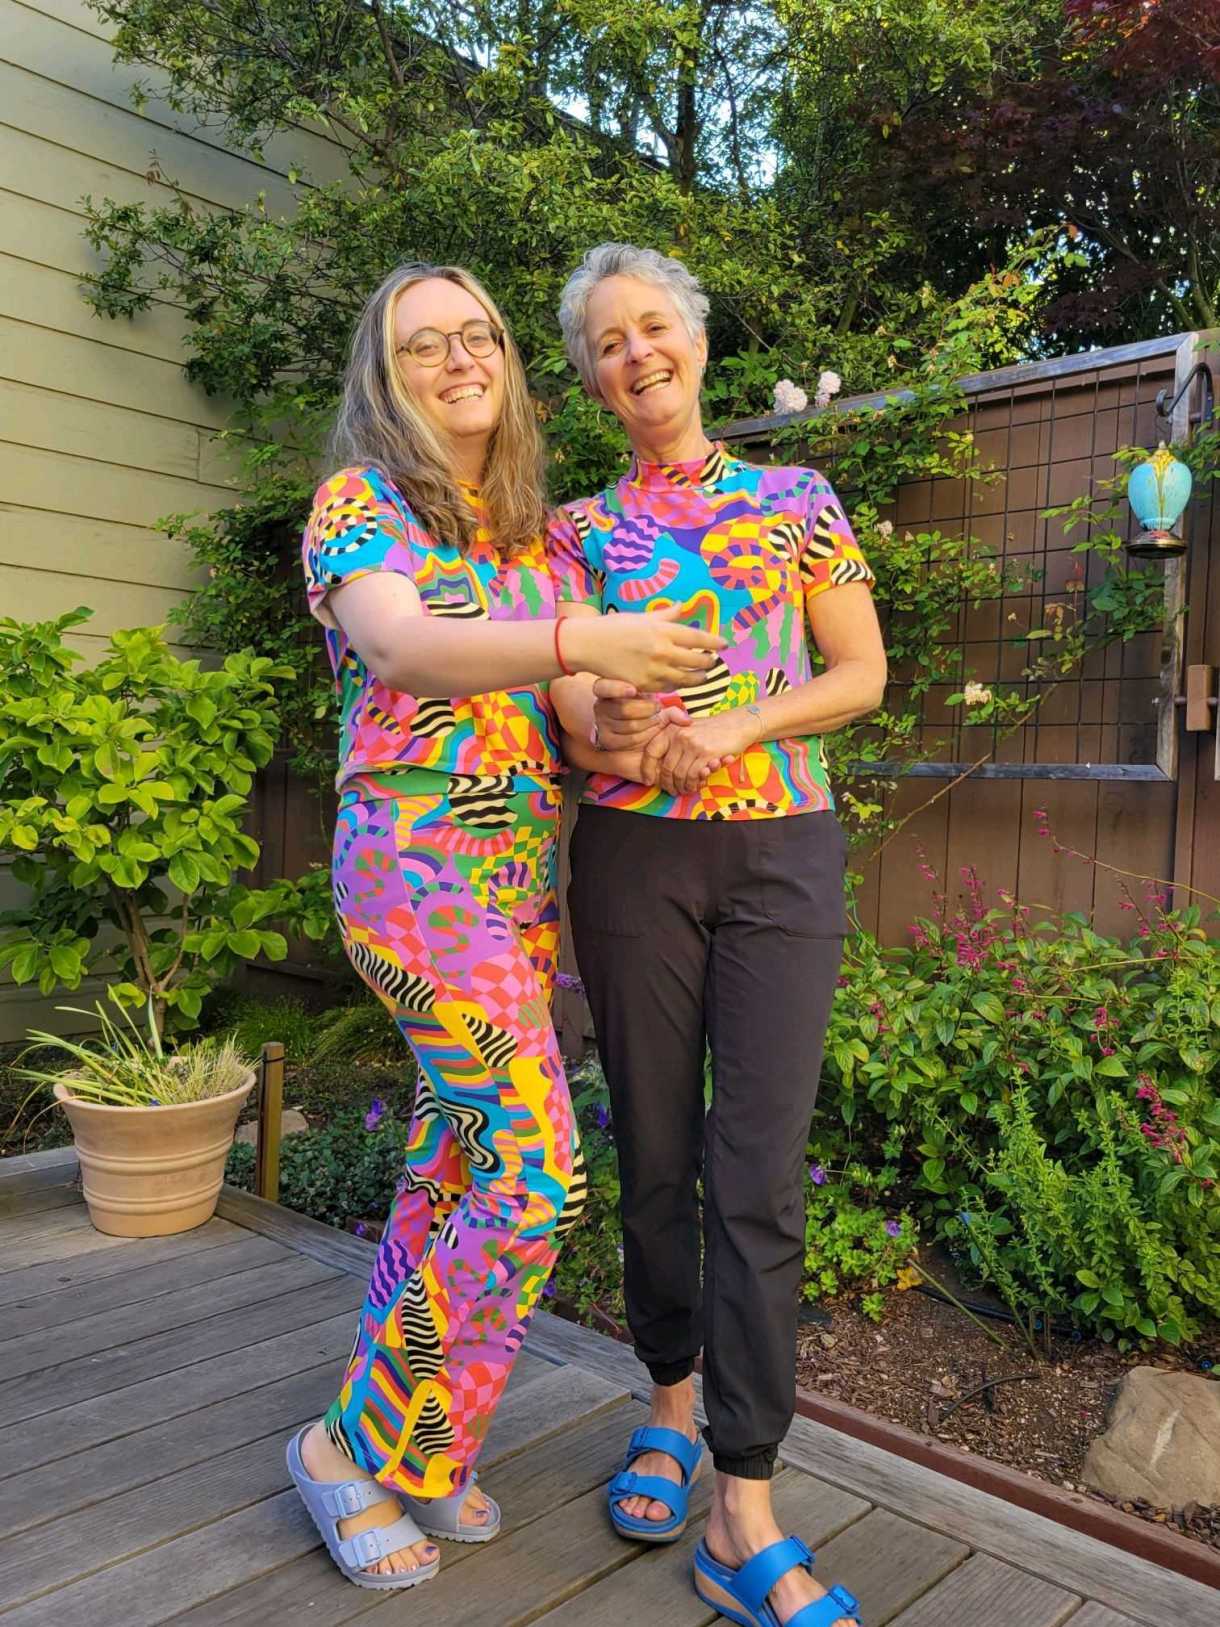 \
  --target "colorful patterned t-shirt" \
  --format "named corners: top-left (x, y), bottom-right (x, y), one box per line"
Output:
top-left (547, 446), bottom-right (874, 820)
top-left (303, 465), bottom-right (563, 790)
